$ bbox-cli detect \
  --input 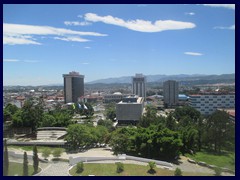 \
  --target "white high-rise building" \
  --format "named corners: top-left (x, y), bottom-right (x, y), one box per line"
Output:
top-left (163, 80), bottom-right (179, 107)
top-left (132, 74), bottom-right (146, 99)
